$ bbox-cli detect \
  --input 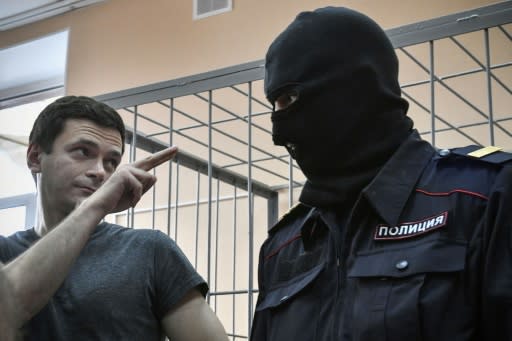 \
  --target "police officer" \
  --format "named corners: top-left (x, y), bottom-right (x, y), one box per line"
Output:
top-left (251, 7), bottom-right (512, 341)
